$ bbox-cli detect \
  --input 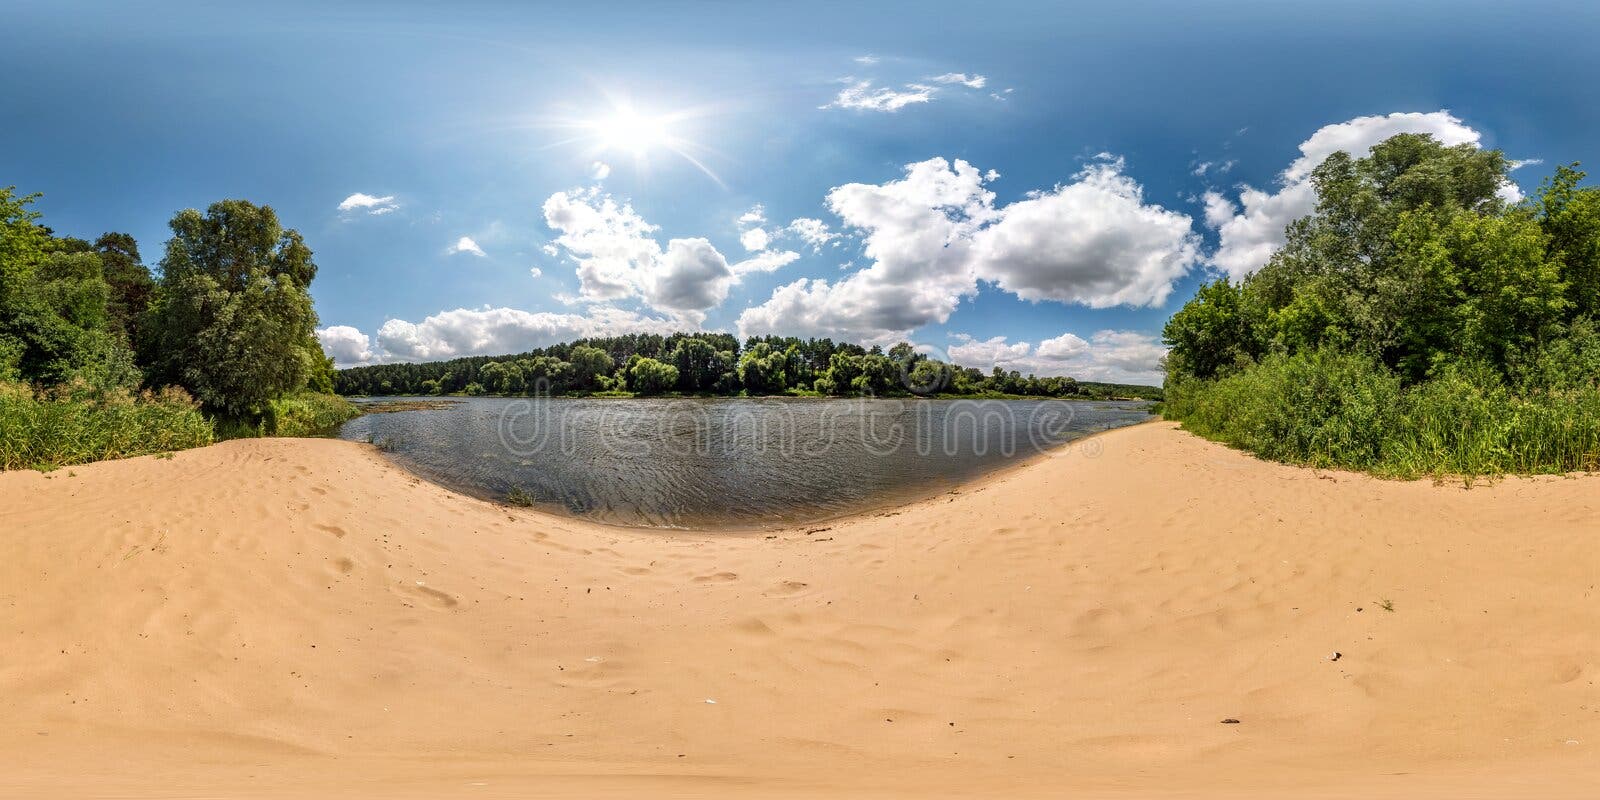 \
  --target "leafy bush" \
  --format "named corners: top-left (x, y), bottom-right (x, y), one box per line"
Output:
top-left (0, 381), bottom-right (213, 470)
top-left (1164, 351), bottom-right (1600, 478)
top-left (216, 392), bottom-right (360, 439)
